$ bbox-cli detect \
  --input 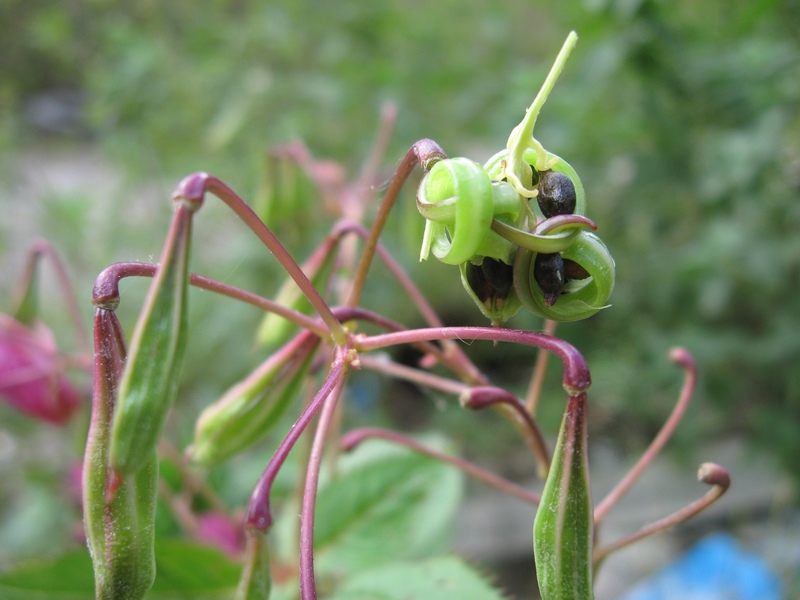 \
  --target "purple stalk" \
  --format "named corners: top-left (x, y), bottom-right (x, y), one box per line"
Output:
top-left (93, 262), bottom-right (330, 339)
top-left (593, 463), bottom-right (730, 567)
top-left (341, 427), bottom-right (540, 505)
top-left (299, 377), bottom-right (346, 600)
top-left (173, 173), bottom-right (347, 345)
top-left (244, 361), bottom-right (348, 532)
top-left (461, 386), bottom-right (550, 479)
top-left (594, 347), bottom-right (697, 523)
top-left (358, 326), bottom-right (591, 394)
top-left (347, 139), bottom-right (447, 308)
top-left (339, 221), bottom-right (485, 385)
